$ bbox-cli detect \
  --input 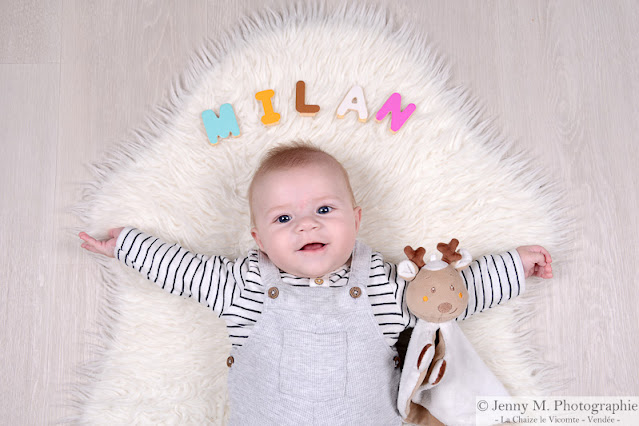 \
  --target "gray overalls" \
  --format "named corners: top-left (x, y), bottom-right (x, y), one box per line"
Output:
top-left (227, 241), bottom-right (402, 425)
